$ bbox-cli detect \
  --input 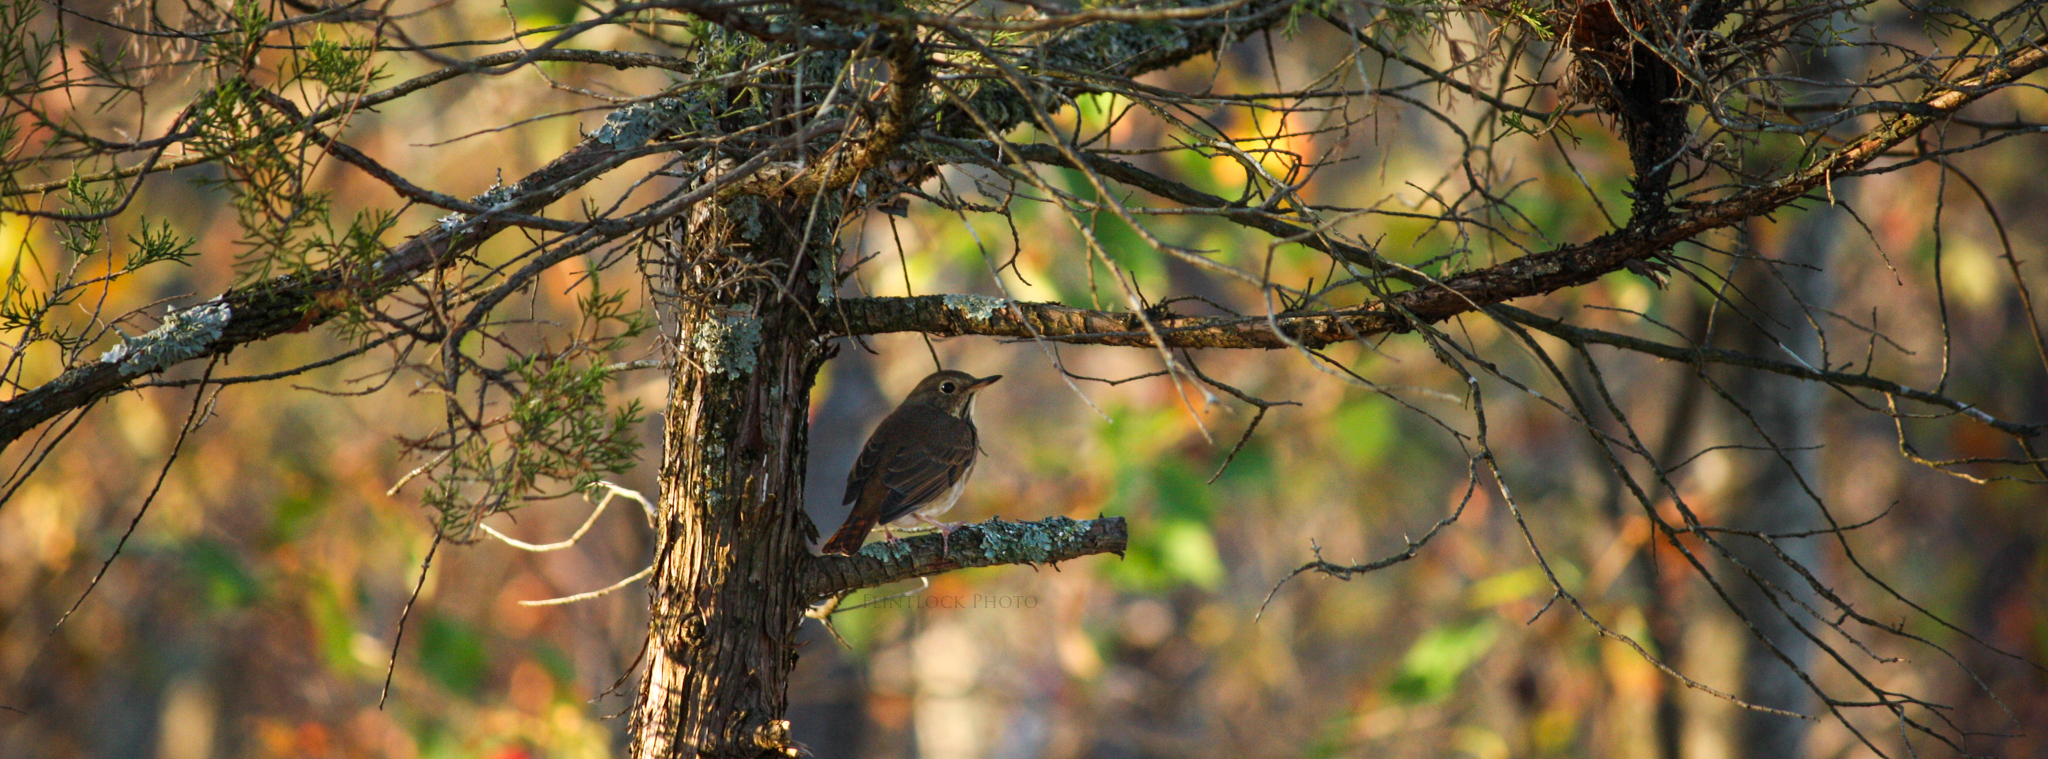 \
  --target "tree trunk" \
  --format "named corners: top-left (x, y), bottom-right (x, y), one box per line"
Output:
top-left (1724, 213), bottom-right (1832, 758)
top-left (1724, 28), bottom-right (1861, 758)
top-left (631, 196), bottom-right (834, 758)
